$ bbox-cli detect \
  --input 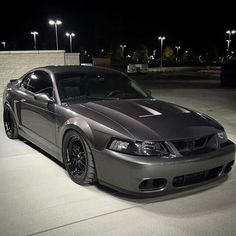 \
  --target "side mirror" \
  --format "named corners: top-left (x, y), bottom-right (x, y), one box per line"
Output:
top-left (34, 93), bottom-right (54, 104)
top-left (145, 89), bottom-right (152, 97)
